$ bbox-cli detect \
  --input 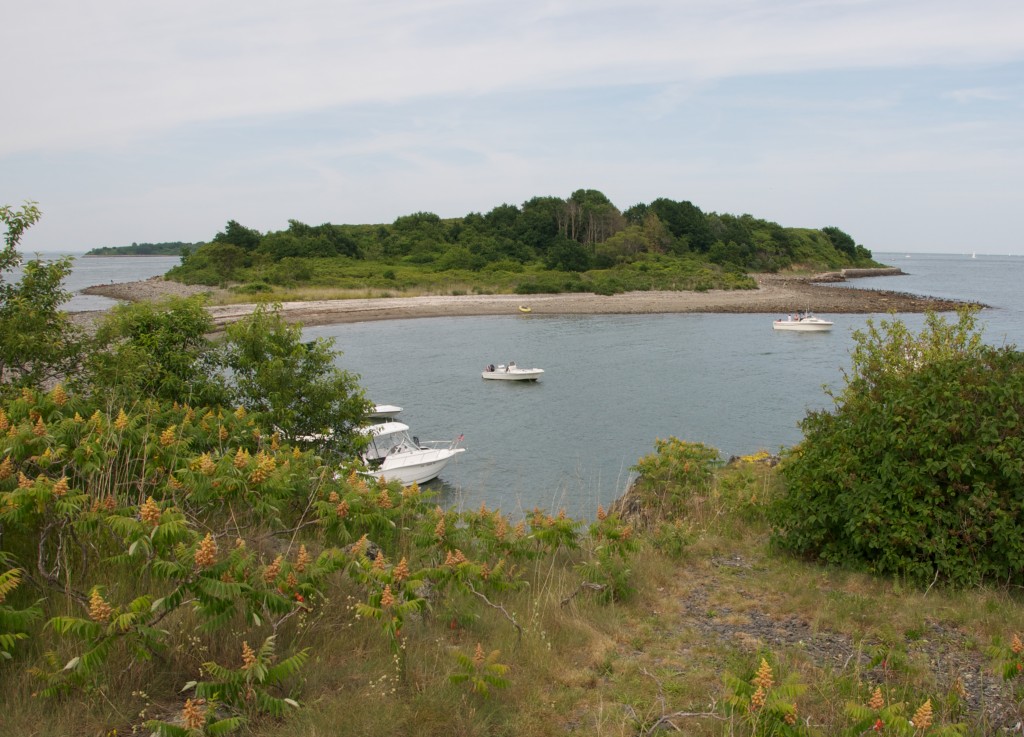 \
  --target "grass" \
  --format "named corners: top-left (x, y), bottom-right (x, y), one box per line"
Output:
top-left (5, 458), bottom-right (1024, 736)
